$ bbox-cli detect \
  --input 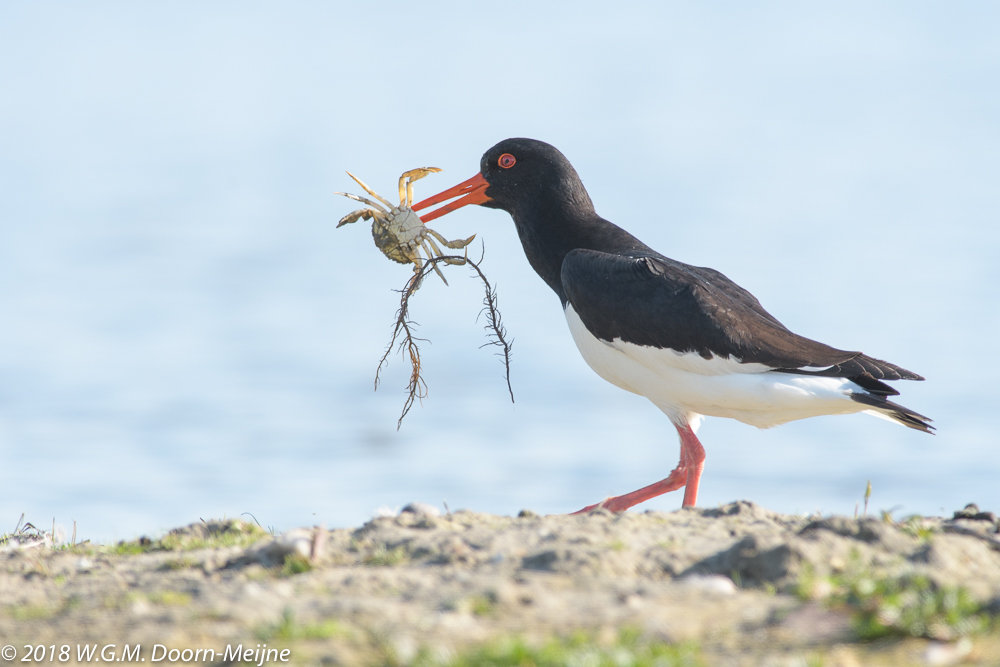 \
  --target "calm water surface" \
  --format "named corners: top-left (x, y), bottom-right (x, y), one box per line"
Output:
top-left (1, 4), bottom-right (998, 542)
